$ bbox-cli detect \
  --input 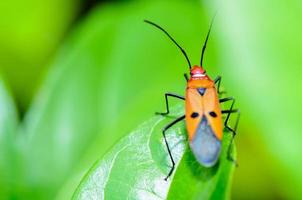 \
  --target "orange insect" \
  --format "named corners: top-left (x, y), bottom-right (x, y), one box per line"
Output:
top-left (145, 18), bottom-right (240, 180)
